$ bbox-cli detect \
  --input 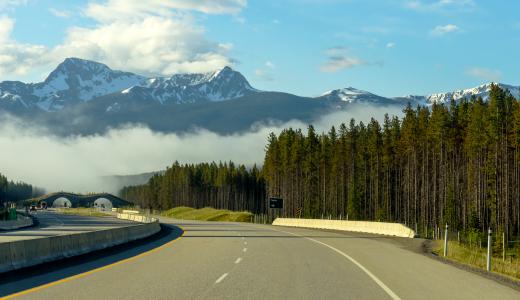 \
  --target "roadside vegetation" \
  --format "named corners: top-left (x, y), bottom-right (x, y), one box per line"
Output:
top-left (433, 240), bottom-right (520, 280)
top-left (161, 207), bottom-right (253, 222)
top-left (57, 207), bottom-right (111, 217)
